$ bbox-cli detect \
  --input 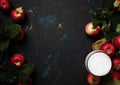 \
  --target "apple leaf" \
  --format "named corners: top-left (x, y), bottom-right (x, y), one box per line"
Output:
top-left (18, 63), bottom-right (34, 83)
top-left (0, 40), bottom-right (9, 52)
top-left (0, 19), bottom-right (5, 29)
top-left (103, 30), bottom-right (114, 42)
top-left (90, 8), bottom-right (113, 29)
top-left (0, 71), bottom-right (10, 83)
top-left (0, 53), bottom-right (3, 62)
top-left (103, 0), bottom-right (114, 9)
top-left (101, 21), bottom-right (108, 30)
top-left (89, 8), bottom-right (101, 17)
top-left (92, 18), bottom-right (101, 28)
top-left (106, 79), bottom-right (120, 85)
top-left (111, 15), bottom-right (120, 31)
top-left (116, 23), bottom-right (120, 34)
top-left (0, 62), bottom-right (22, 84)
top-left (5, 24), bottom-right (21, 39)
